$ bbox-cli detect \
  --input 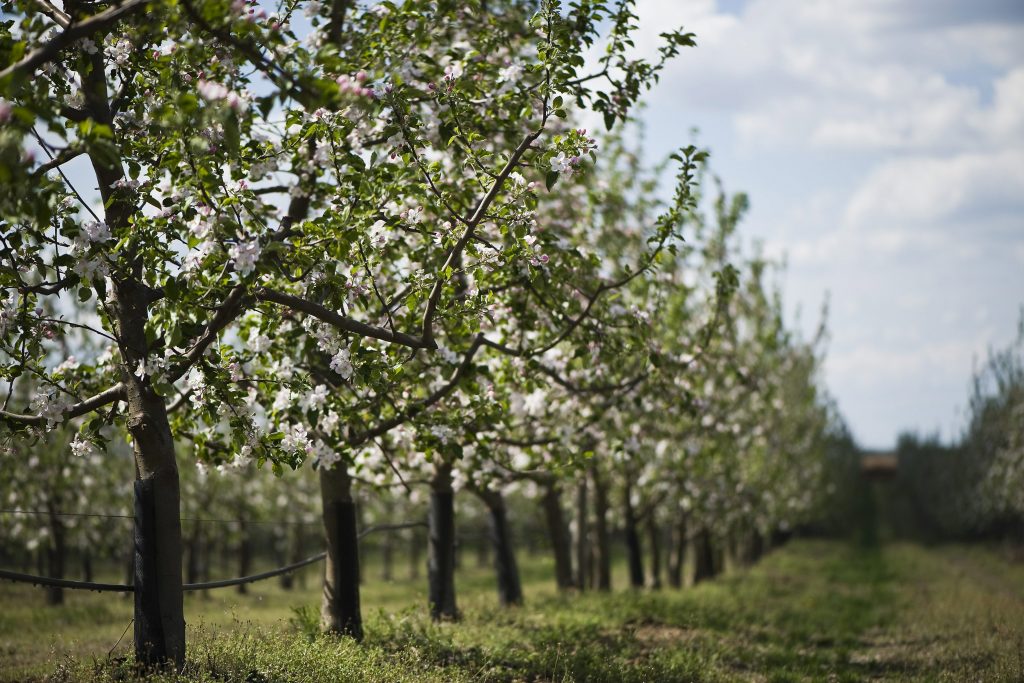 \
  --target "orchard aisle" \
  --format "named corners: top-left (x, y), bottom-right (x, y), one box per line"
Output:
top-left (2, 540), bottom-right (1022, 681)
